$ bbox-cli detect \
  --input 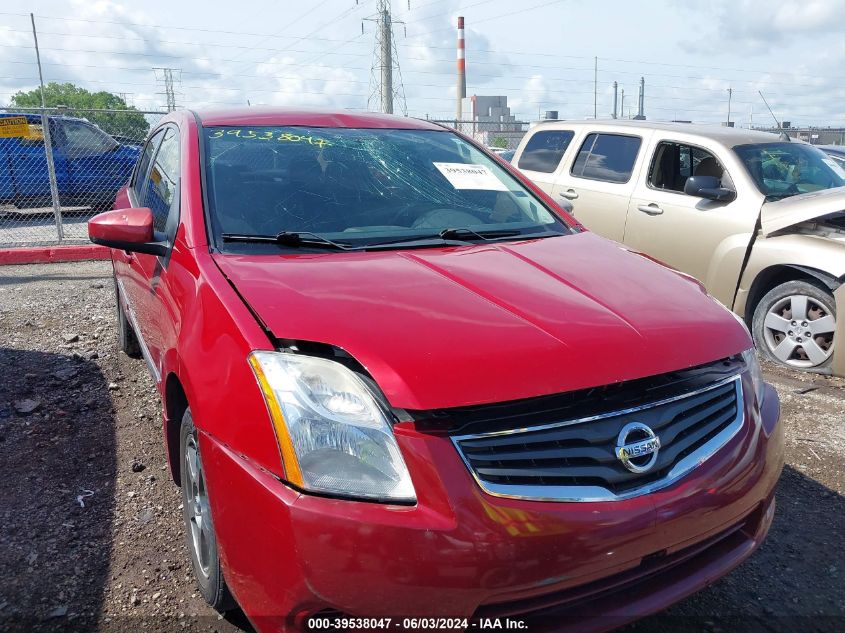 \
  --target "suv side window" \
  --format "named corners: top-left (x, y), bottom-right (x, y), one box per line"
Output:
top-left (571, 133), bottom-right (642, 183)
top-left (133, 129), bottom-right (165, 205)
top-left (142, 127), bottom-right (180, 232)
top-left (649, 141), bottom-right (727, 192)
top-left (518, 130), bottom-right (574, 173)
